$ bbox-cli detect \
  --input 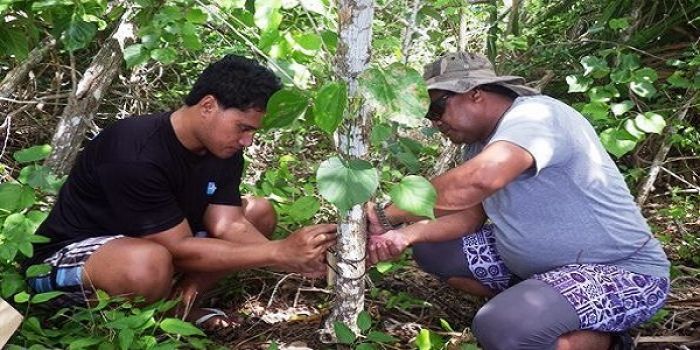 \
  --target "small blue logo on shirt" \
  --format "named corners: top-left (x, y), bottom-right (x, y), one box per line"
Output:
top-left (206, 182), bottom-right (217, 196)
